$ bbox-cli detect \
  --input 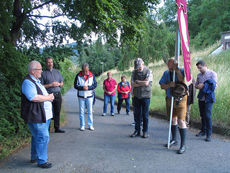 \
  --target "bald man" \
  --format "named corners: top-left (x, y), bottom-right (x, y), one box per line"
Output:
top-left (21, 61), bottom-right (54, 168)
